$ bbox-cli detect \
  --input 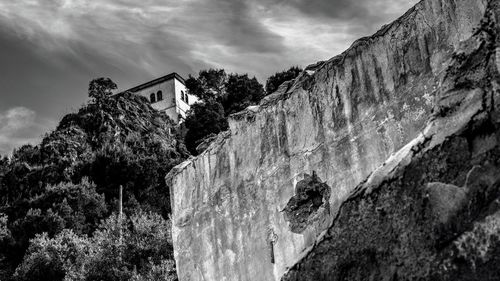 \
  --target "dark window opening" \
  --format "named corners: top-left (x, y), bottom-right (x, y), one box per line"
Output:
top-left (181, 91), bottom-right (185, 102)
top-left (185, 94), bottom-right (189, 104)
top-left (150, 93), bottom-right (156, 103)
top-left (157, 90), bottom-right (163, 101)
